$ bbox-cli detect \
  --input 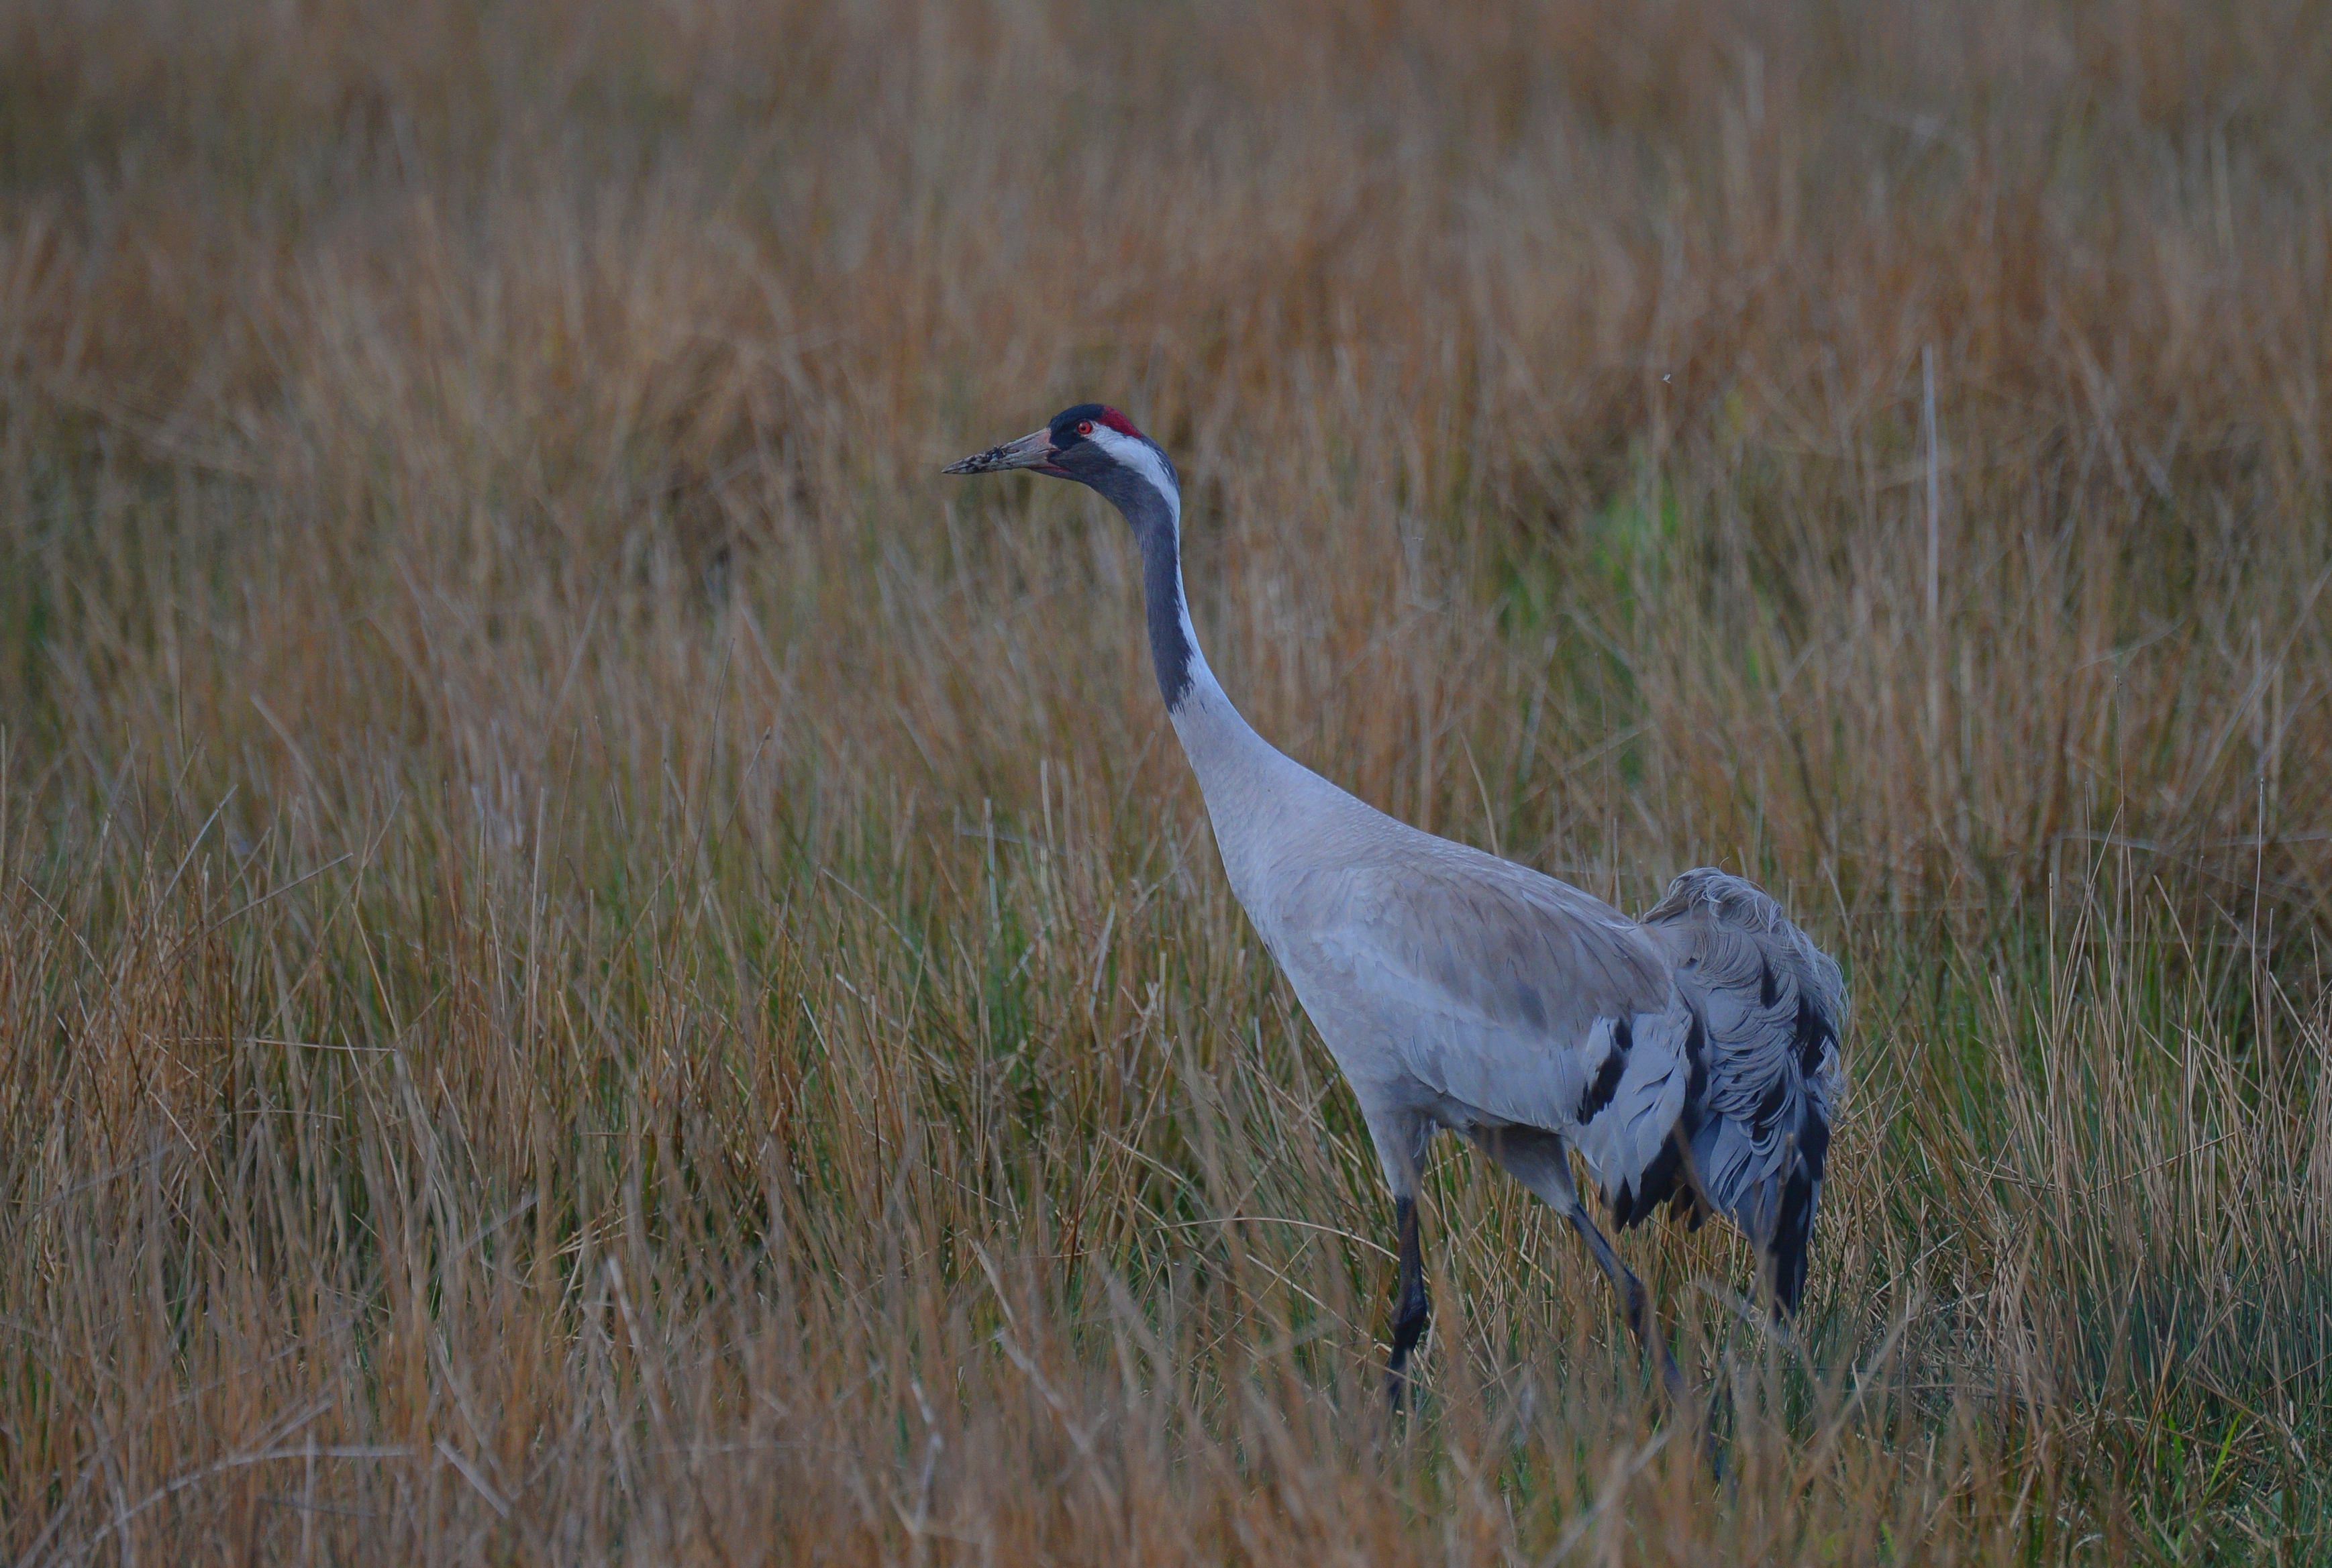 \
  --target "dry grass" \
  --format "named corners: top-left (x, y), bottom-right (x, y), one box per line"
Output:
top-left (3, 0), bottom-right (2330, 1560)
